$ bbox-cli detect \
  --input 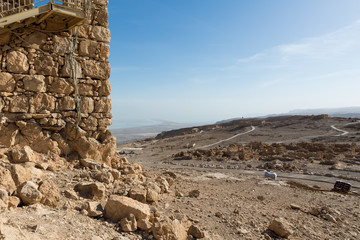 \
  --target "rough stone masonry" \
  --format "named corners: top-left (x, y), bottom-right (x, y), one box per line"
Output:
top-left (0, 0), bottom-right (116, 165)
